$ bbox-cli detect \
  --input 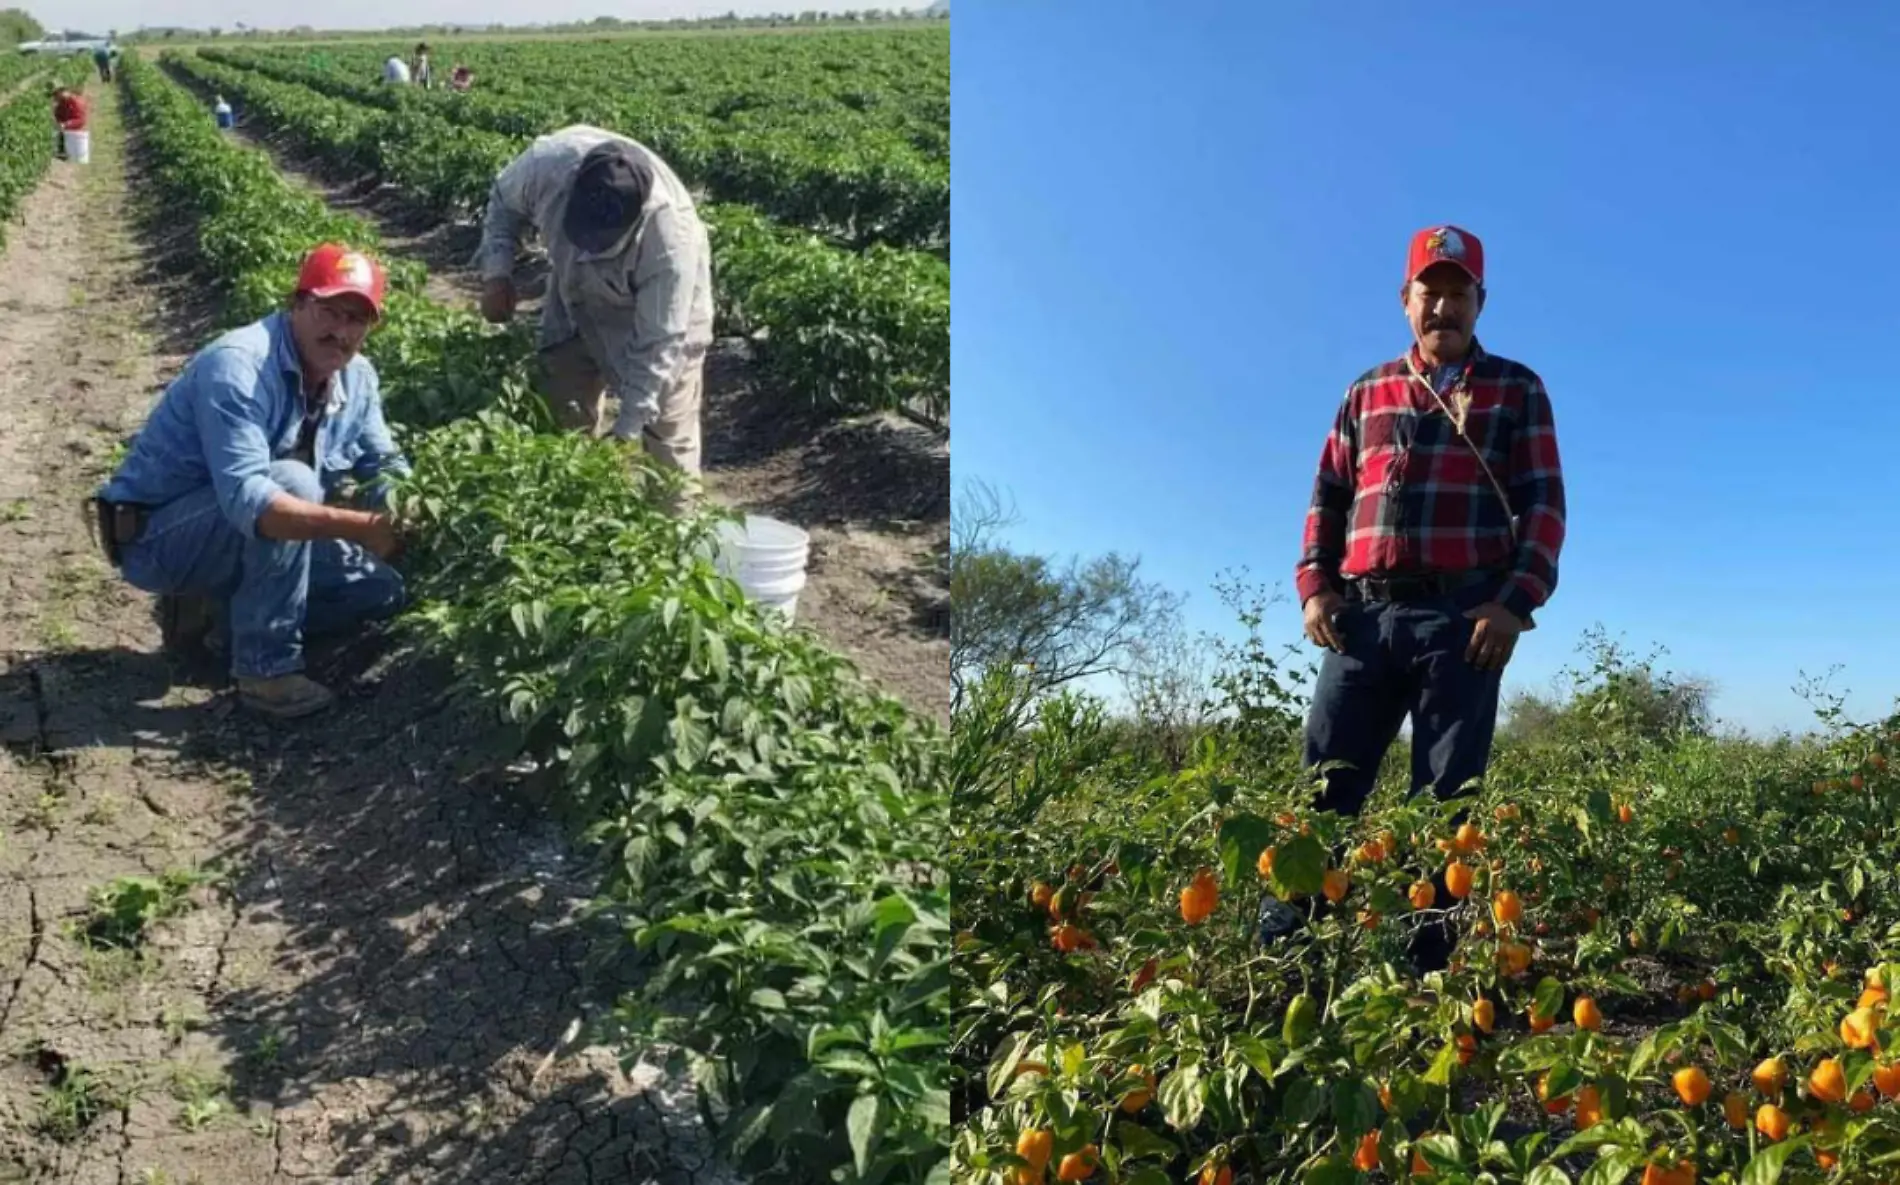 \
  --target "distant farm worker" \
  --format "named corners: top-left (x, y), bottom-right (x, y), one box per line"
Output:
top-left (51, 85), bottom-right (86, 158)
top-left (381, 53), bottom-right (411, 86)
top-left (477, 125), bottom-right (713, 506)
top-left (213, 94), bottom-right (235, 131)
top-left (1262, 224), bottom-right (1568, 974)
top-left (90, 244), bottom-right (409, 720)
top-left (92, 44), bottom-right (112, 82)
top-left (448, 64), bottom-right (473, 92)
top-left (411, 42), bottom-right (432, 88)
